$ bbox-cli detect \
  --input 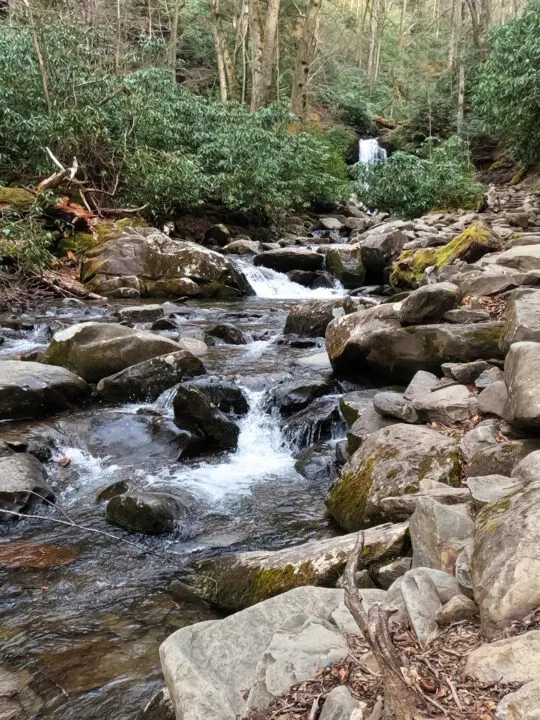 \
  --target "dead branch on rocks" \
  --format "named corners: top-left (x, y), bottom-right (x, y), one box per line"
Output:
top-left (344, 533), bottom-right (419, 720)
